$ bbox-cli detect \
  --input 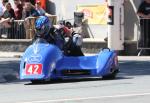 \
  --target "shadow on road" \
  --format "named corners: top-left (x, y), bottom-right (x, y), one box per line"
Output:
top-left (25, 77), bottom-right (133, 85)
top-left (0, 59), bottom-right (20, 83)
top-left (119, 60), bottom-right (150, 76)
